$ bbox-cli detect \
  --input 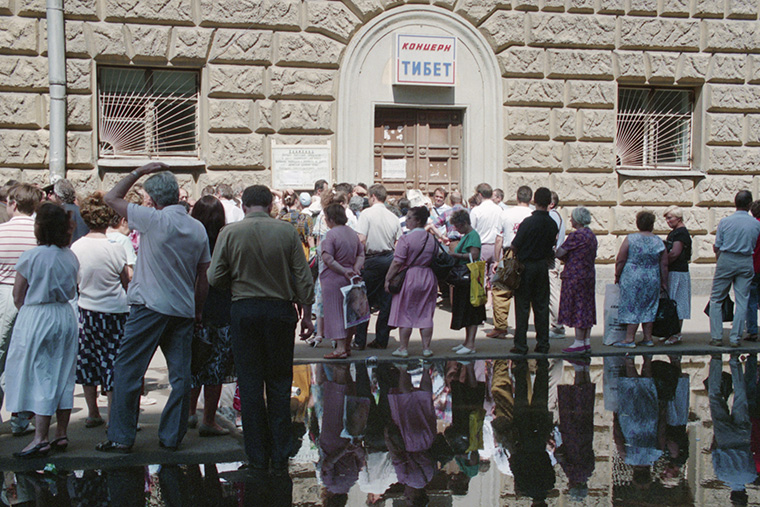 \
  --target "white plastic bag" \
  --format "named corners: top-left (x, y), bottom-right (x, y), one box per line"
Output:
top-left (603, 284), bottom-right (627, 345)
top-left (342, 277), bottom-right (371, 329)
